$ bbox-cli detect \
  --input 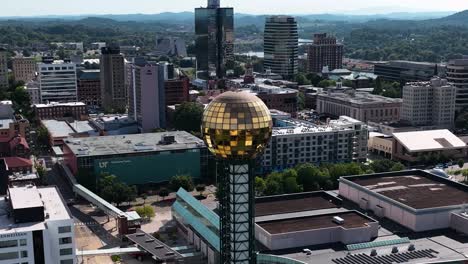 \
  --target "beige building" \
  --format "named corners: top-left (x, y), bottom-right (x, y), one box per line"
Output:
top-left (402, 77), bottom-right (456, 129)
top-left (317, 91), bottom-right (402, 123)
top-left (0, 49), bottom-right (8, 89)
top-left (368, 132), bottom-right (393, 159)
top-left (12, 57), bottom-right (36, 83)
